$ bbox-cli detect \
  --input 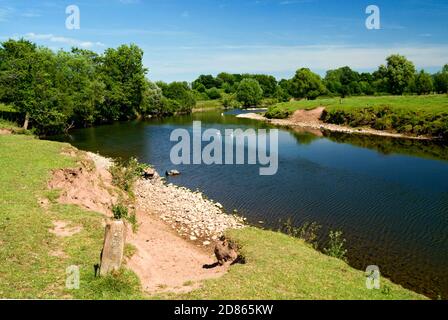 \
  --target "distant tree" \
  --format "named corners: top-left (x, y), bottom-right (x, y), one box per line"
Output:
top-left (206, 87), bottom-right (221, 100)
top-left (140, 80), bottom-right (164, 116)
top-left (433, 64), bottom-right (448, 93)
top-left (325, 66), bottom-right (360, 97)
top-left (383, 54), bottom-right (416, 94)
top-left (217, 72), bottom-right (235, 85)
top-left (290, 68), bottom-right (326, 100)
top-left (415, 70), bottom-right (433, 95)
top-left (163, 81), bottom-right (196, 113)
top-left (236, 78), bottom-right (263, 107)
top-left (250, 74), bottom-right (278, 97)
top-left (192, 74), bottom-right (222, 89)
